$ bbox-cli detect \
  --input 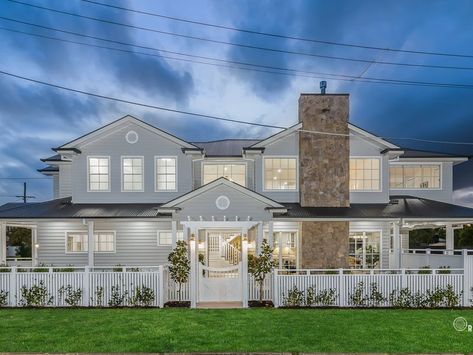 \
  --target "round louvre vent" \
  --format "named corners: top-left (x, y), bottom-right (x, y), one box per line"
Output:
top-left (125, 130), bottom-right (139, 144)
top-left (215, 195), bottom-right (230, 210)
